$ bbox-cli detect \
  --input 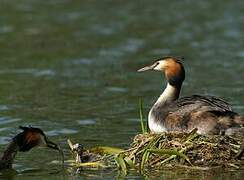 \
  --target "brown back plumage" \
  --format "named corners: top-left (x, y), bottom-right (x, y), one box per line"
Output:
top-left (153, 95), bottom-right (243, 134)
